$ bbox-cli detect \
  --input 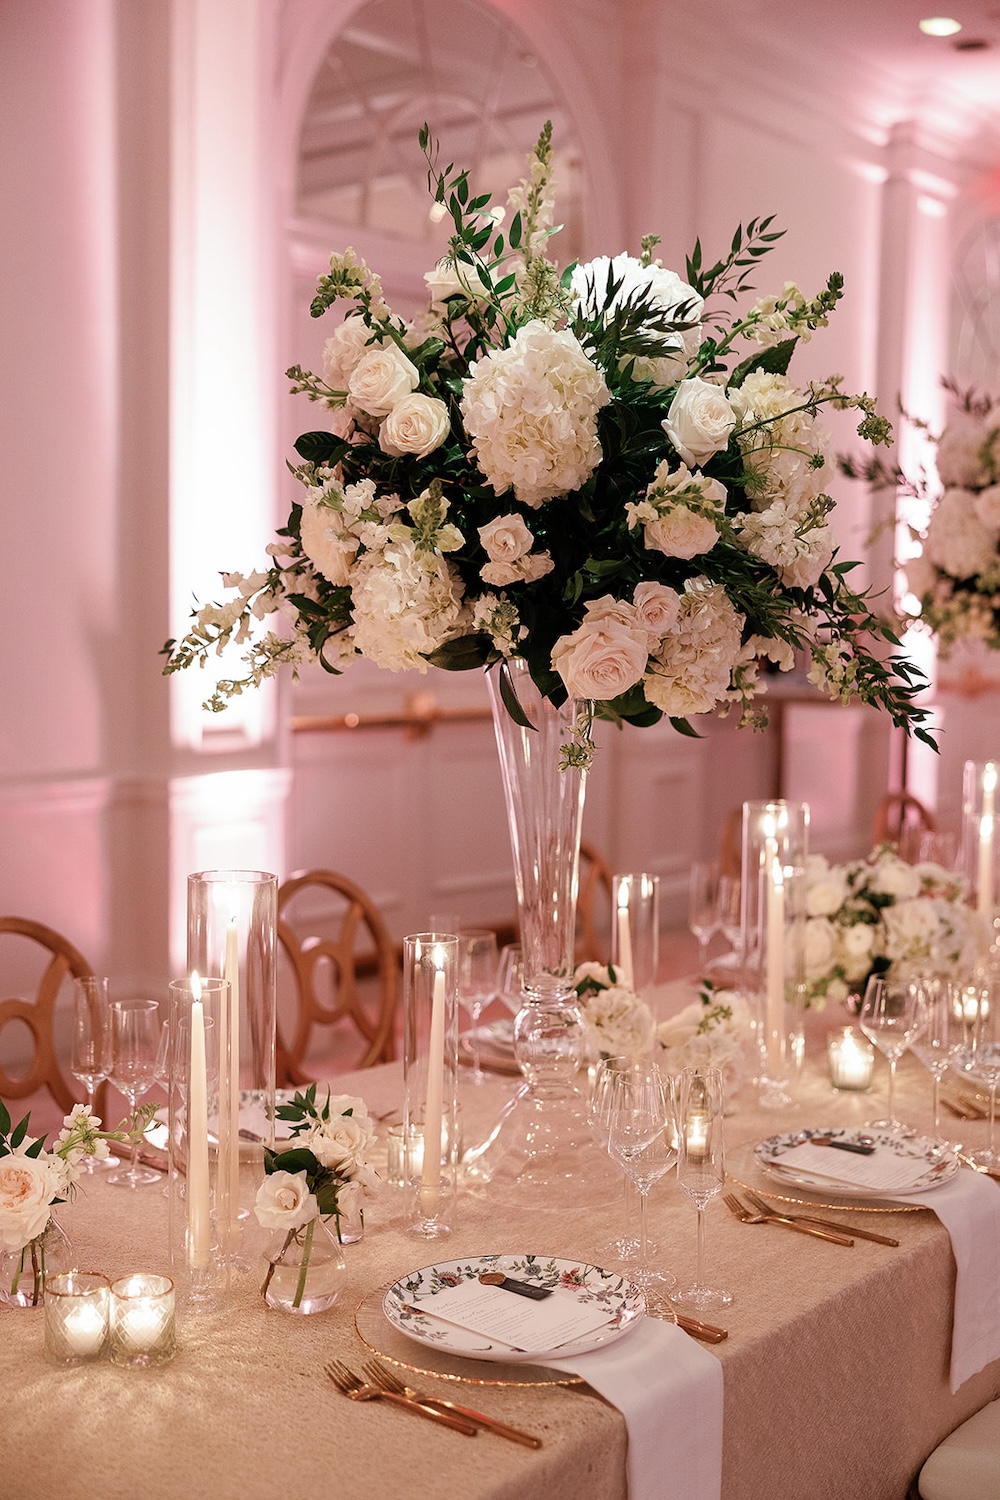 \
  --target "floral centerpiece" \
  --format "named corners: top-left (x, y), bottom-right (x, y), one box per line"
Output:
top-left (803, 848), bottom-right (978, 1006)
top-left (843, 383), bottom-right (1000, 654)
top-left (255, 1085), bottom-right (380, 1313)
top-left (573, 961), bottom-right (655, 1060)
top-left (0, 1099), bottom-right (156, 1305)
top-left (163, 122), bottom-right (932, 763)
top-left (656, 982), bottom-right (753, 1094)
